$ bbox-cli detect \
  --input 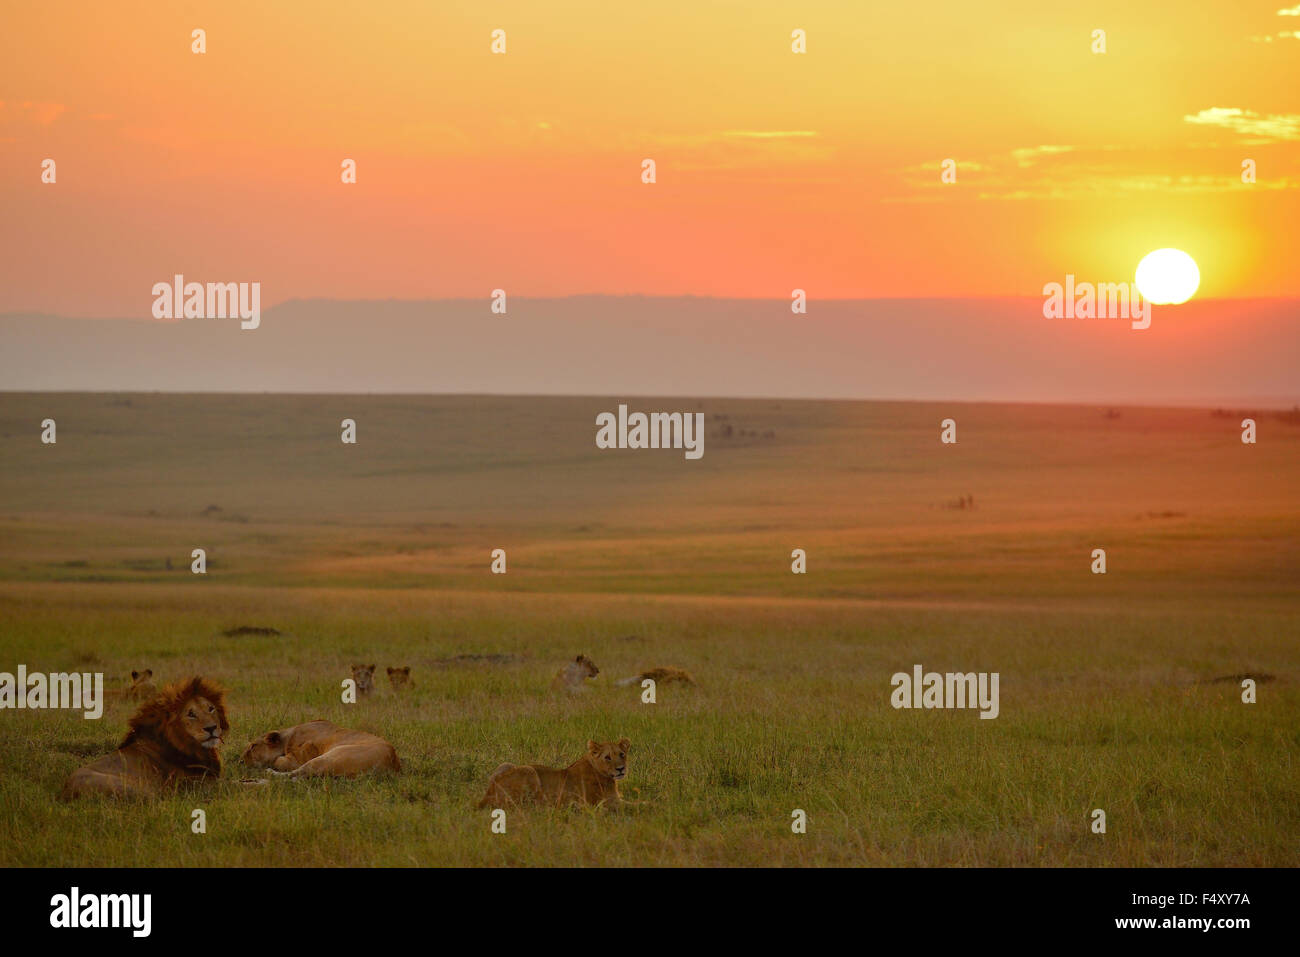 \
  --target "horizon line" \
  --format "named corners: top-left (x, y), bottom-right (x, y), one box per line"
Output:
top-left (3, 292), bottom-right (1298, 322)
top-left (2, 389), bottom-right (1296, 412)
